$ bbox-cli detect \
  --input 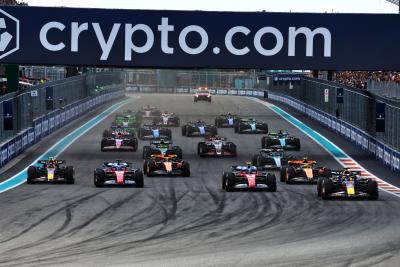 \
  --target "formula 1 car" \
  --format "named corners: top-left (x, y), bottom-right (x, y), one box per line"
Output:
top-left (27, 157), bottom-right (74, 184)
top-left (138, 124), bottom-right (172, 140)
top-left (140, 105), bottom-right (162, 118)
top-left (317, 169), bottom-right (378, 200)
top-left (197, 136), bottom-right (237, 157)
top-left (252, 149), bottom-right (290, 170)
top-left (235, 118), bottom-right (268, 134)
top-left (101, 127), bottom-right (138, 152)
top-left (194, 87), bottom-right (212, 102)
top-left (153, 112), bottom-right (180, 127)
top-left (280, 158), bottom-right (330, 184)
top-left (114, 110), bottom-right (142, 128)
top-left (94, 160), bottom-right (143, 187)
top-left (222, 164), bottom-right (276, 191)
top-left (181, 120), bottom-right (218, 137)
top-left (142, 139), bottom-right (183, 159)
top-left (143, 154), bottom-right (190, 177)
top-left (214, 113), bottom-right (241, 128)
top-left (261, 130), bottom-right (300, 151)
